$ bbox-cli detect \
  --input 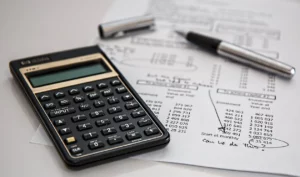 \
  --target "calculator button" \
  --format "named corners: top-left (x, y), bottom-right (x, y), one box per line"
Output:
top-left (90, 110), bottom-right (105, 118)
top-left (59, 99), bottom-right (70, 106)
top-left (74, 96), bottom-right (85, 103)
top-left (144, 127), bottom-right (159, 136)
top-left (102, 89), bottom-right (113, 97)
top-left (107, 136), bottom-right (123, 145)
top-left (59, 128), bottom-right (71, 135)
top-left (72, 114), bottom-right (87, 122)
top-left (113, 114), bottom-right (129, 122)
top-left (116, 86), bottom-right (127, 93)
top-left (126, 131), bottom-right (142, 141)
top-left (97, 83), bottom-right (108, 89)
top-left (49, 107), bottom-right (76, 118)
top-left (88, 92), bottom-right (100, 100)
top-left (39, 95), bottom-right (51, 102)
top-left (111, 80), bottom-right (121, 86)
top-left (120, 123), bottom-right (135, 131)
top-left (89, 141), bottom-right (104, 150)
top-left (138, 118), bottom-right (153, 127)
top-left (44, 102), bottom-right (56, 110)
top-left (83, 132), bottom-right (98, 140)
top-left (108, 97), bottom-right (119, 104)
top-left (54, 92), bottom-right (65, 98)
top-left (79, 103), bottom-right (91, 111)
top-left (125, 102), bottom-right (139, 110)
top-left (83, 86), bottom-right (94, 92)
top-left (122, 94), bottom-right (133, 101)
top-left (77, 123), bottom-right (93, 131)
top-left (131, 110), bottom-right (146, 118)
top-left (70, 147), bottom-right (83, 155)
top-left (69, 88), bottom-right (80, 95)
top-left (93, 100), bottom-right (105, 108)
top-left (95, 119), bottom-right (111, 127)
top-left (53, 119), bottom-right (66, 126)
top-left (65, 136), bottom-right (76, 144)
top-left (108, 106), bottom-right (122, 114)
top-left (101, 127), bottom-right (117, 135)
